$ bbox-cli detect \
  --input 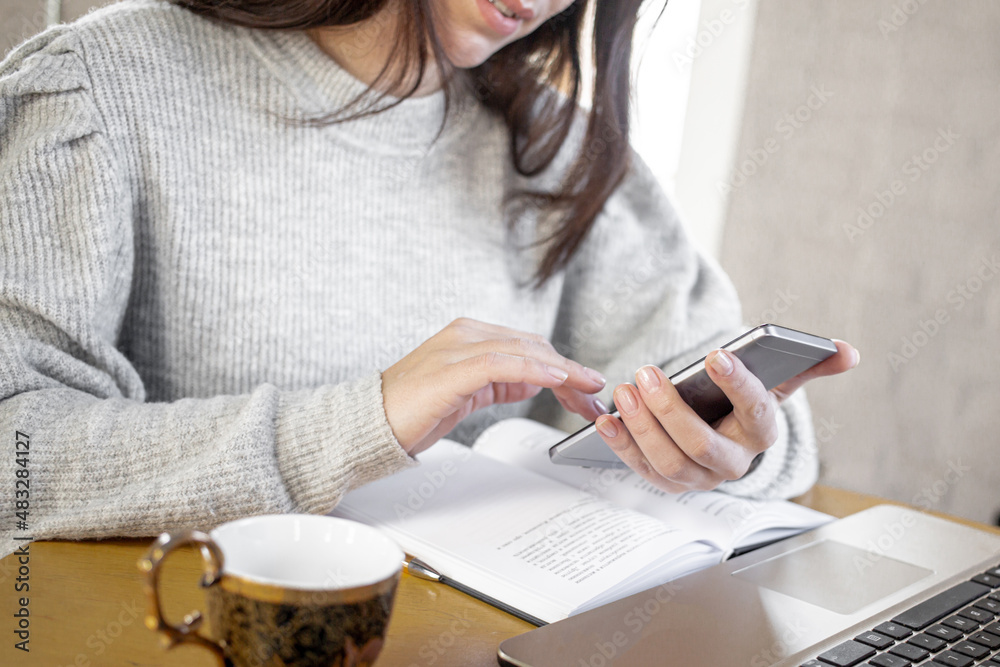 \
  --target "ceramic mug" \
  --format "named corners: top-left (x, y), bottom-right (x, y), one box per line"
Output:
top-left (139, 514), bottom-right (403, 667)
